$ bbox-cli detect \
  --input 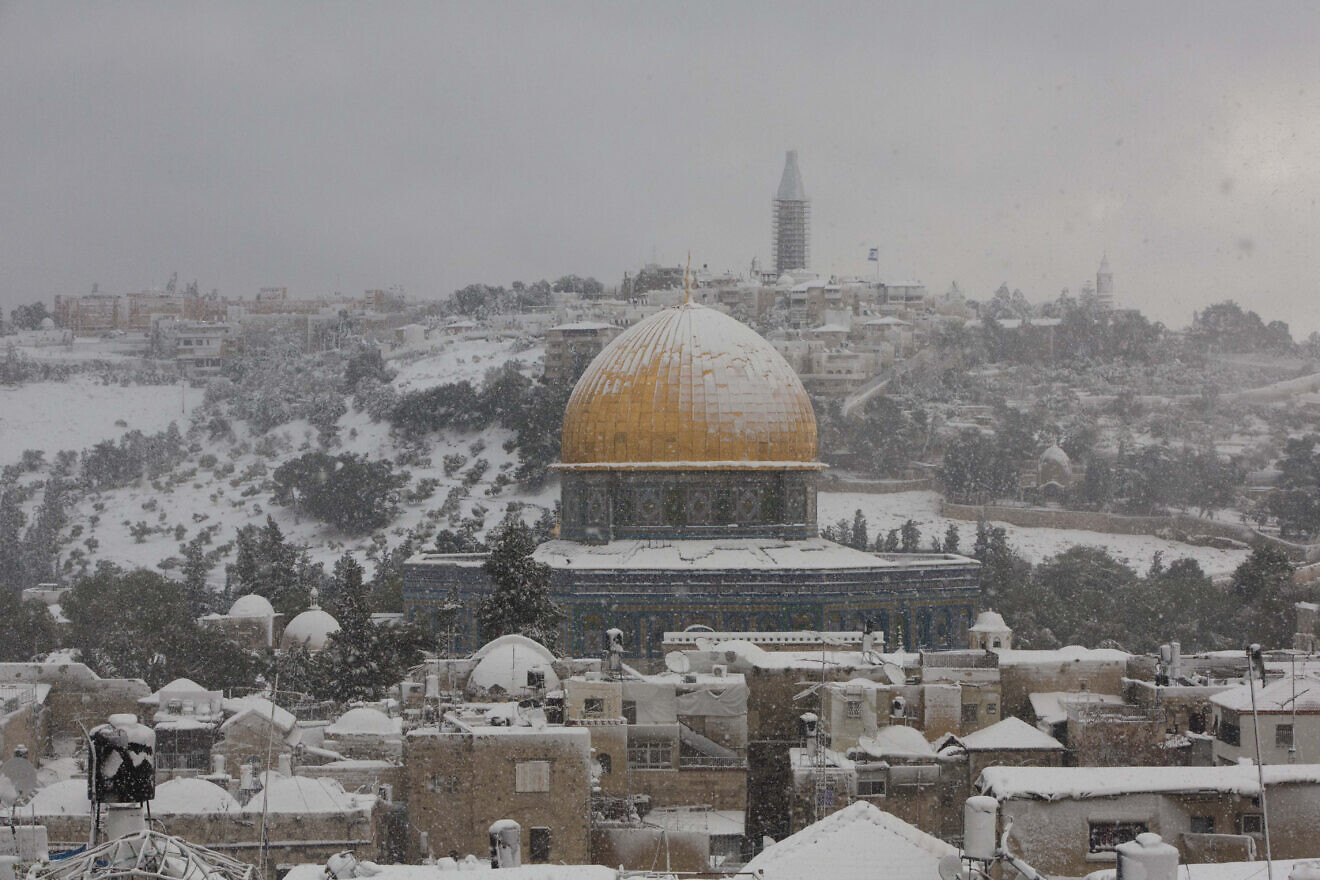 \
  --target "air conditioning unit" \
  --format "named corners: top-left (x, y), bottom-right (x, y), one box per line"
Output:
top-left (377, 784), bottom-right (394, 803)
top-left (712, 665), bottom-right (727, 678)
